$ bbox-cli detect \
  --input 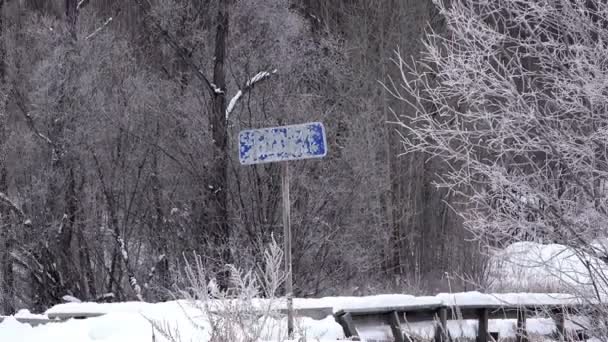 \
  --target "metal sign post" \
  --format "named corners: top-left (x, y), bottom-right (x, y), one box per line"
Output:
top-left (239, 122), bottom-right (327, 337)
